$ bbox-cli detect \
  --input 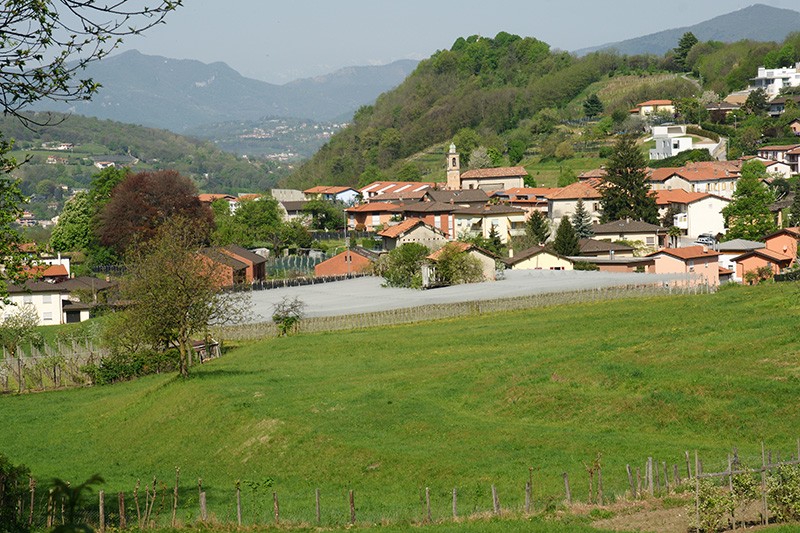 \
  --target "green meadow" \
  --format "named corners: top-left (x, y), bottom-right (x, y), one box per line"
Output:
top-left (2, 283), bottom-right (800, 529)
